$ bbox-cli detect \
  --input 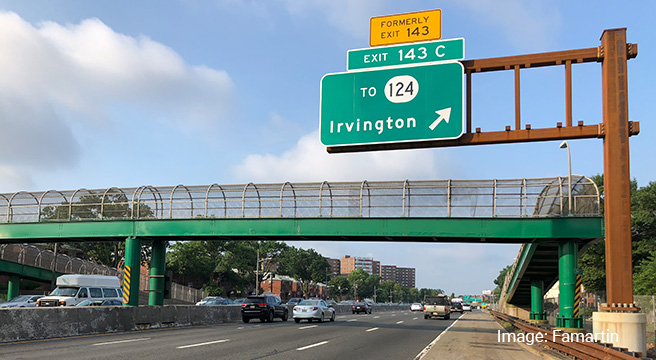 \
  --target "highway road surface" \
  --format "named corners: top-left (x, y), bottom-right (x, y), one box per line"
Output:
top-left (0, 309), bottom-right (465, 360)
